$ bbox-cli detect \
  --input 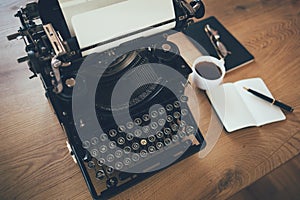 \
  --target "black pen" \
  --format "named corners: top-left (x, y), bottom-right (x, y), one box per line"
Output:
top-left (243, 87), bottom-right (294, 112)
